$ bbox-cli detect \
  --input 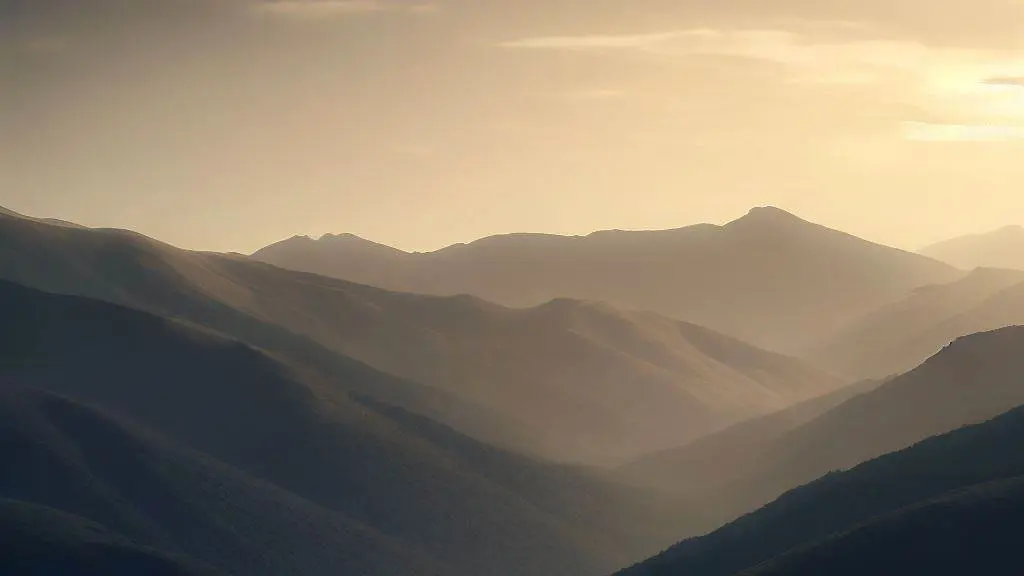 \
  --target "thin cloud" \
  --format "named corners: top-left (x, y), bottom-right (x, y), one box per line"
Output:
top-left (902, 121), bottom-right (1024, 142)
top-left (985, 76), bottom-right (1024, 87)
top-left (253, 0), bottom-right (438, 18)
